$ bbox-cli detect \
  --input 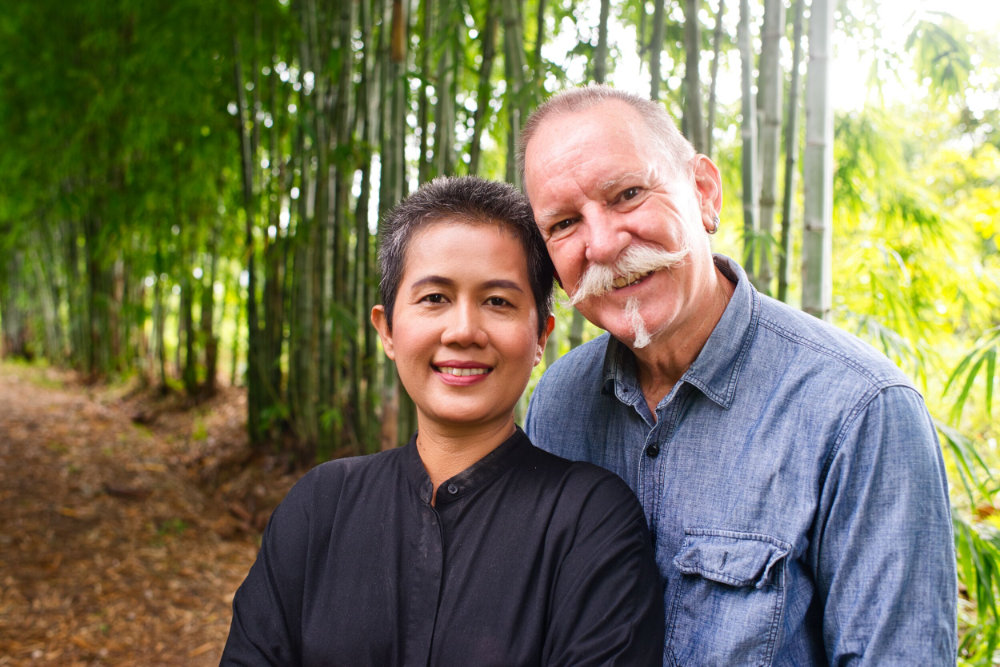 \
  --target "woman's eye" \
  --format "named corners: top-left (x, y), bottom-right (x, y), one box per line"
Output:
top-left (419, 293), bottom-right (446, 304)
top-left (621, 186), bottom-right (641, 200)
top-left (486, 296), bottom-right (511, 307)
